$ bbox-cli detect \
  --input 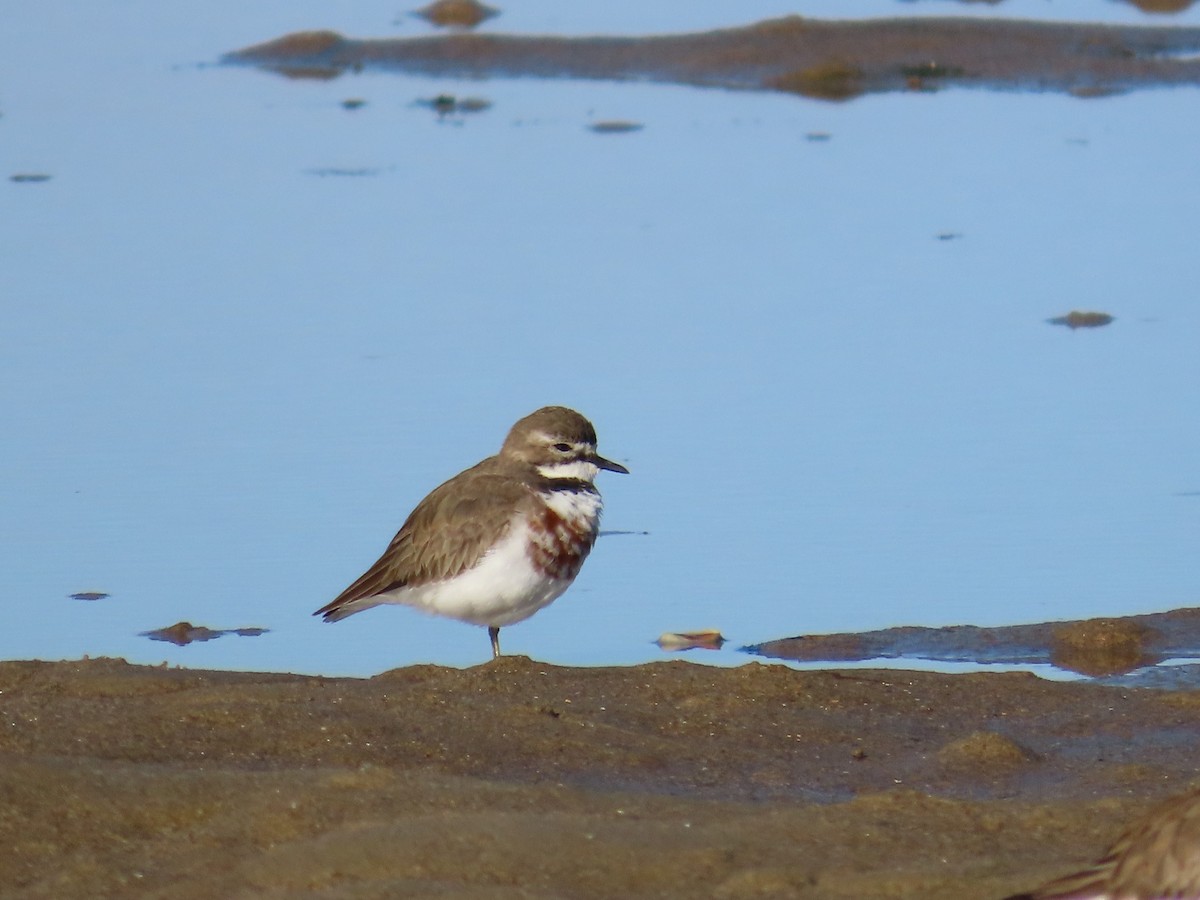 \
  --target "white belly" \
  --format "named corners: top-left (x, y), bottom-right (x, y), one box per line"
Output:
top-left (375, 493), bottom-right (601, 627)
